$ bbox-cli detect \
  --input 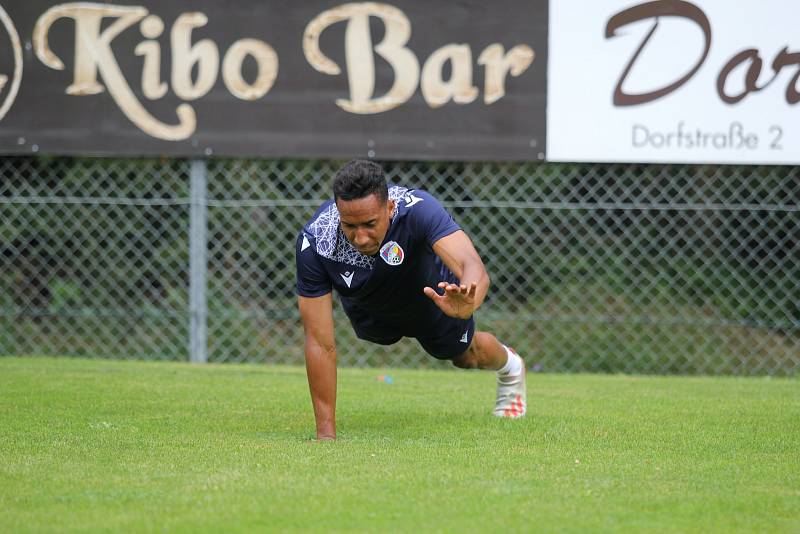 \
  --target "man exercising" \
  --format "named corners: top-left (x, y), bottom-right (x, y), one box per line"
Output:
top-left (296, 160), bottom-right (526, 440)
